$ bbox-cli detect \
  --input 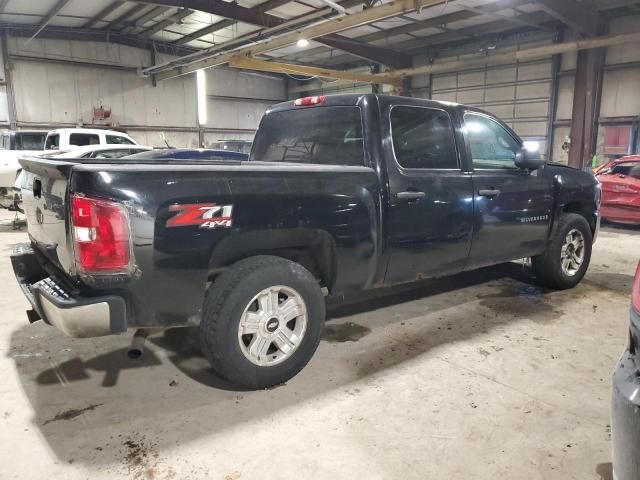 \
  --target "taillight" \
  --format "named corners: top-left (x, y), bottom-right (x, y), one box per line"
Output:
top-left (632, 261), bottom-right (640, 314)
top-left (71, 194), bottom-right (132, 275)
top-left (294, 95), bottom-right (325, 106)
